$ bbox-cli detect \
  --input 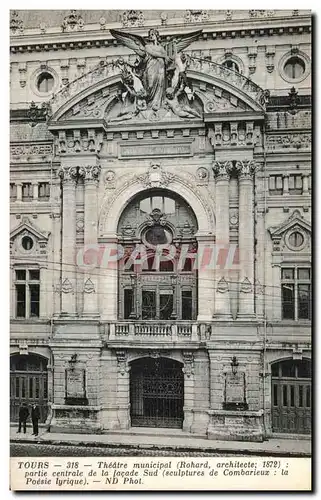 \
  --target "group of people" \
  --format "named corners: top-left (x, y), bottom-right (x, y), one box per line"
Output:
top-left (17, 403), bottom-right (40, 436)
